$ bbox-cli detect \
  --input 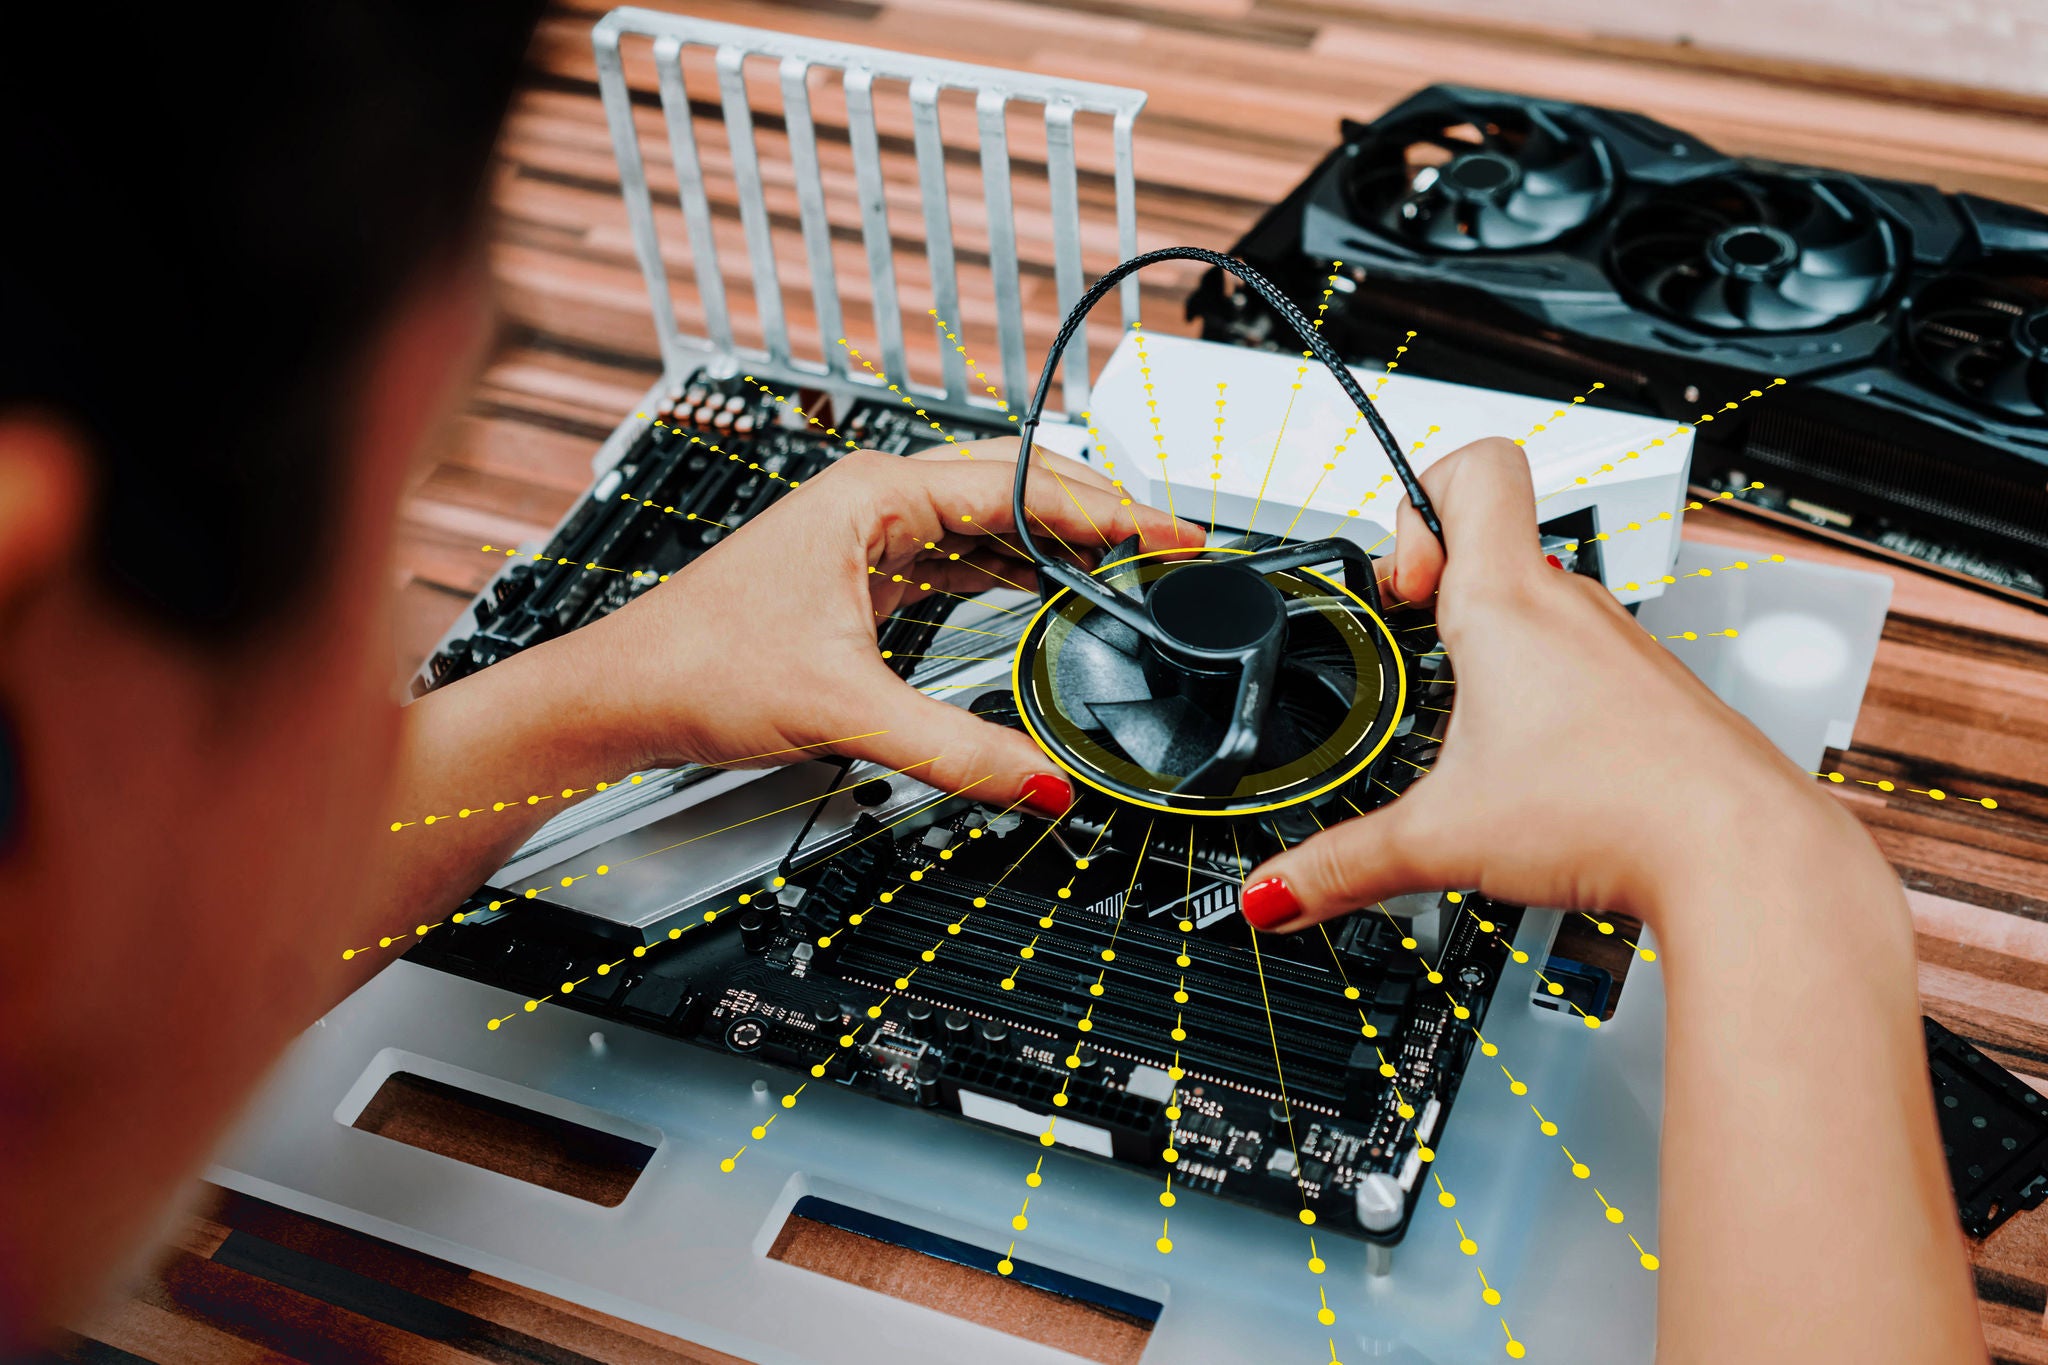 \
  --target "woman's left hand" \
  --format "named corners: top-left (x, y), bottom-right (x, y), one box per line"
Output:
top-left (559, 437), bottom-right (1203, 814)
